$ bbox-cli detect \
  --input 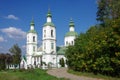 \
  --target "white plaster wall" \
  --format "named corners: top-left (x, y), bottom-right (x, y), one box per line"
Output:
top-left (69, 27), bottom-right (74, 31)
top-left (27, 33), bottom-right (37, 55)
top-left (42, 26), bottom-right (56, 40)
top-left (43, 40), bottom-right (56, 54)
top-left (26, 55), bottom-right (32, 65)
top-left (64, 36), bottom-right (76, 46)
top-left (47, 17), bottom-right (52, 22)
top-left (42, 26), bottom-right (56, 54)
top-left (20, 59), bottom-right (27, 69)
top-left (57, 55), bottom-right (67, 68)
top-left (42, 54), bottom-right (57, 67)
top-left (30, 25), bottom-right (34, 30)
top-left (27, 33), bottom-right (37, 44)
